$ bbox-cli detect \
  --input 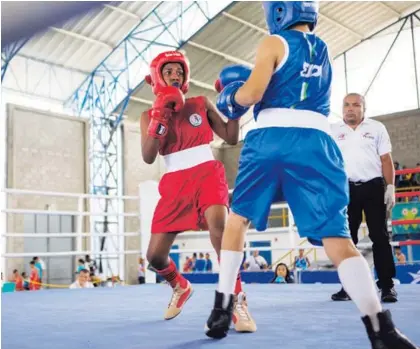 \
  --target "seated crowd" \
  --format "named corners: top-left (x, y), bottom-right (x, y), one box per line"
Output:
top-left (395, 161), bottom-right (420, 202)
